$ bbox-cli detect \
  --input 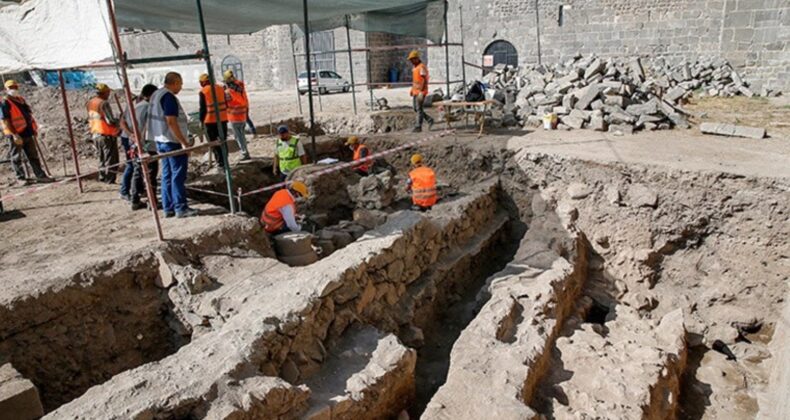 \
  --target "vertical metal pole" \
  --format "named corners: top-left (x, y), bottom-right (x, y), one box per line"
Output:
top-left (535, 0), bottom-right (542, 66)
top-left (105, 0), bottom-right (164, 241)
top-left (58, 70), bottom-right (83, 193)
top-left (289, 25), bottom-right (303, 115)
top-left (459, 3), bottom-right (467, 96)
top-left (443, 0), bottom-right (450, 97)
top-left (345, 16), bottom-right (357, 115)
top-left (196, 0), bottom-right (237, 213)
top-left (365, 35), bottom-right (374, 111)
top-left (302, 0), bottom-right (317, 160)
